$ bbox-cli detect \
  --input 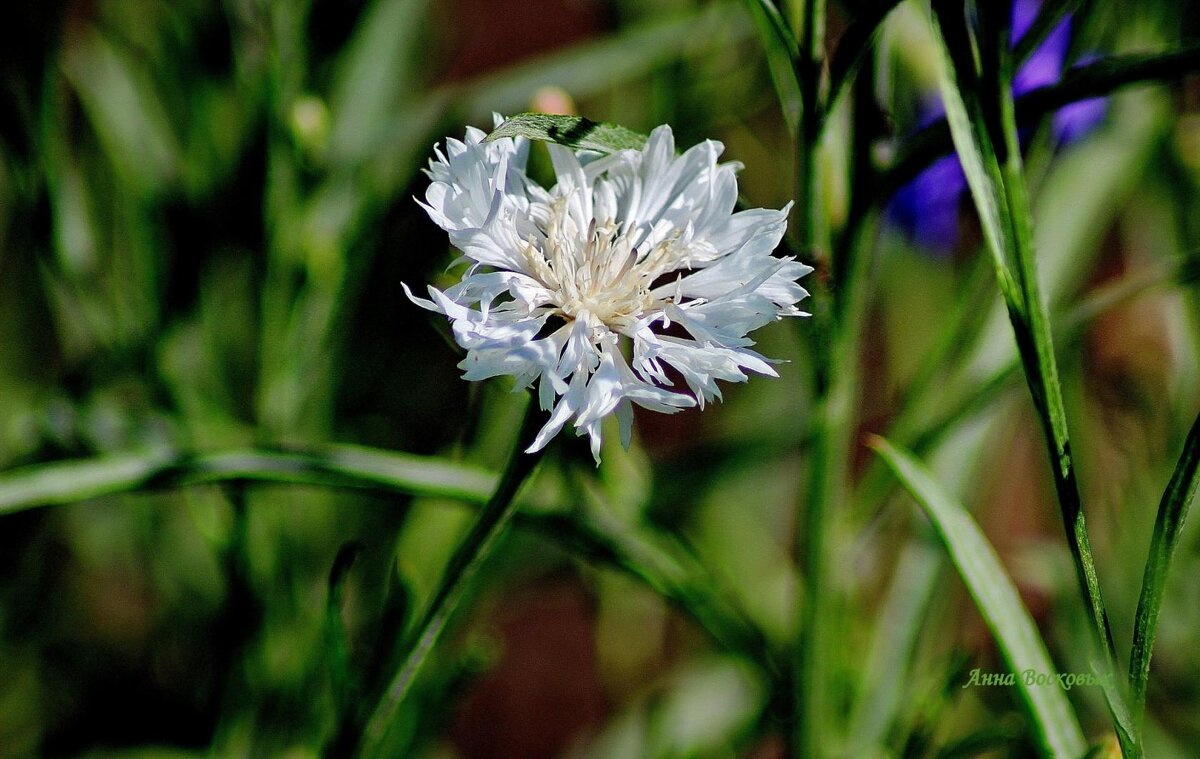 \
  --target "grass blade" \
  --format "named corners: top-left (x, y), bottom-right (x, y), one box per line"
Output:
top-left (928, 5), bottom-right (1133, 751)
top-left (0, 444), bottom-right (767, 670)
top-left (0, 447), bottom-right (497, 515)
top-left (868, 437), bottom-right (1087, 759)
top-left (357, 403), bottom-right (546, 757)
top-left (1129, 411), bottom-right (1200, 722)
top-left (927, 1), bottom-right (1020, 304)
top-left (742, 0), bottom-right (801, 129)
